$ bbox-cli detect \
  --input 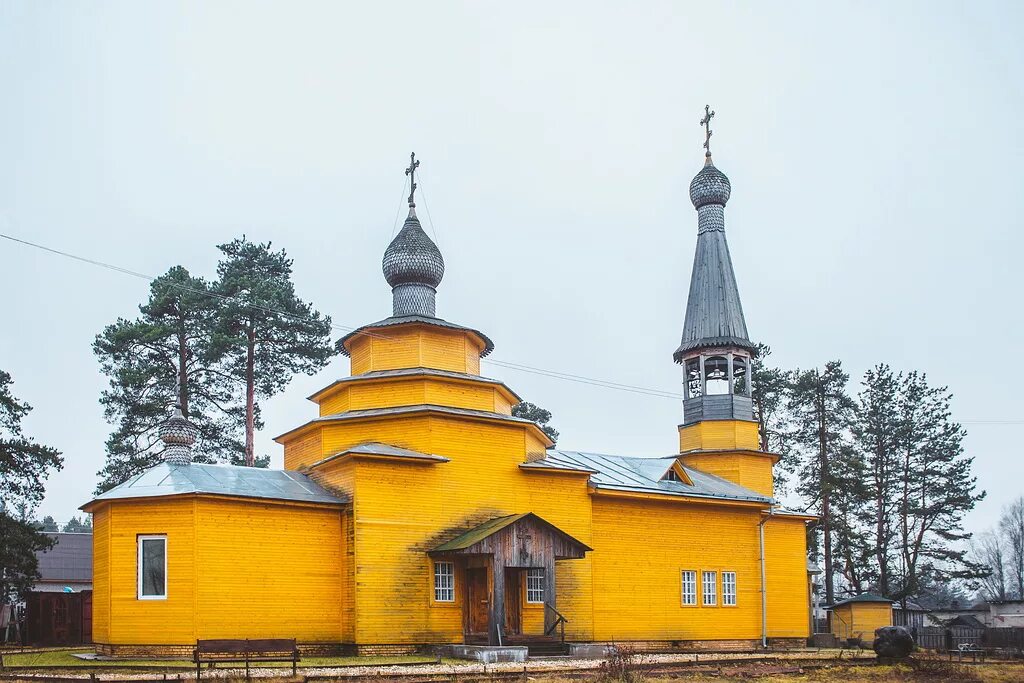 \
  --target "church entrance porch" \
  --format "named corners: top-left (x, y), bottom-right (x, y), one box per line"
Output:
top-left (429, 513), bottom-right (591, 646)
